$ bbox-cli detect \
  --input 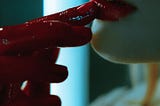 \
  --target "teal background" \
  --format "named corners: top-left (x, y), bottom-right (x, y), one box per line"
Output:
top-left (89, 46), bottom-right (130, 102)
top-left (0, 0), bottom-right (43, 26)
top-left (0, 0), bottom-right (130, 103)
